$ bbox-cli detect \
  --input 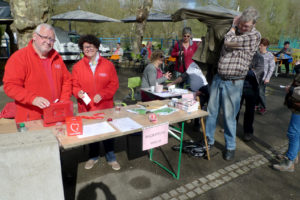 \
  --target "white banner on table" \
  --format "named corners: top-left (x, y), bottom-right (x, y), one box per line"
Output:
top-left (142, 122), bottom-right (169, 151)
top-left (77, 121), bottom-right (116, 138)
top-left (110, 117), bottom-right (143, 132)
